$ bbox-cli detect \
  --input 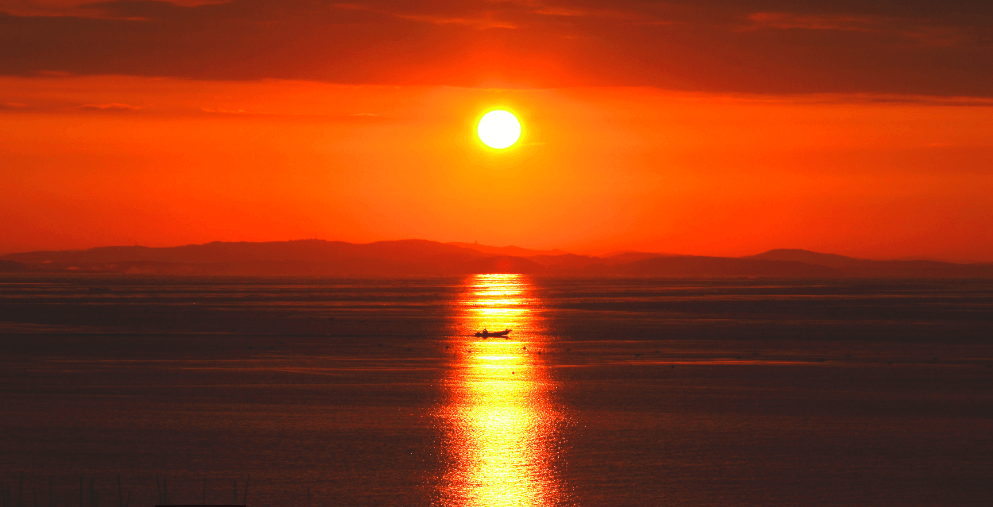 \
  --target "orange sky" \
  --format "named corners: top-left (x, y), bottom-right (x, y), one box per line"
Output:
top-left (2, 75), bottom-right (991, 261)
top-left (1, 1), bottom-right (992, 261)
